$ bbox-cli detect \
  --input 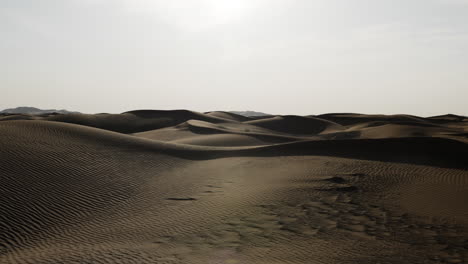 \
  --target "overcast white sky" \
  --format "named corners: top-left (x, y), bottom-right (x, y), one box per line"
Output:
top-left (1, 0), bottom-right (467, 115)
